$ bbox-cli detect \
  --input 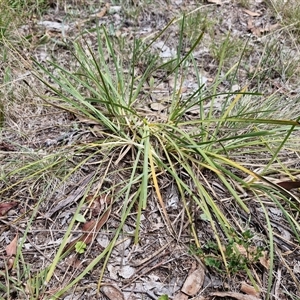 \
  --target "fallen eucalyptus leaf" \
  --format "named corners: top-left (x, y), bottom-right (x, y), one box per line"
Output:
top-left (181, 265), bottom-right (205, 296)
top-left (101, 285), bottom-right (124, 300)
